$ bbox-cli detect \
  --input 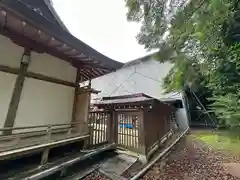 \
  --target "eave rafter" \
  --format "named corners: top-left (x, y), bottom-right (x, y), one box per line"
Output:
top-left (0, 3), bottom-right (123, 81)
